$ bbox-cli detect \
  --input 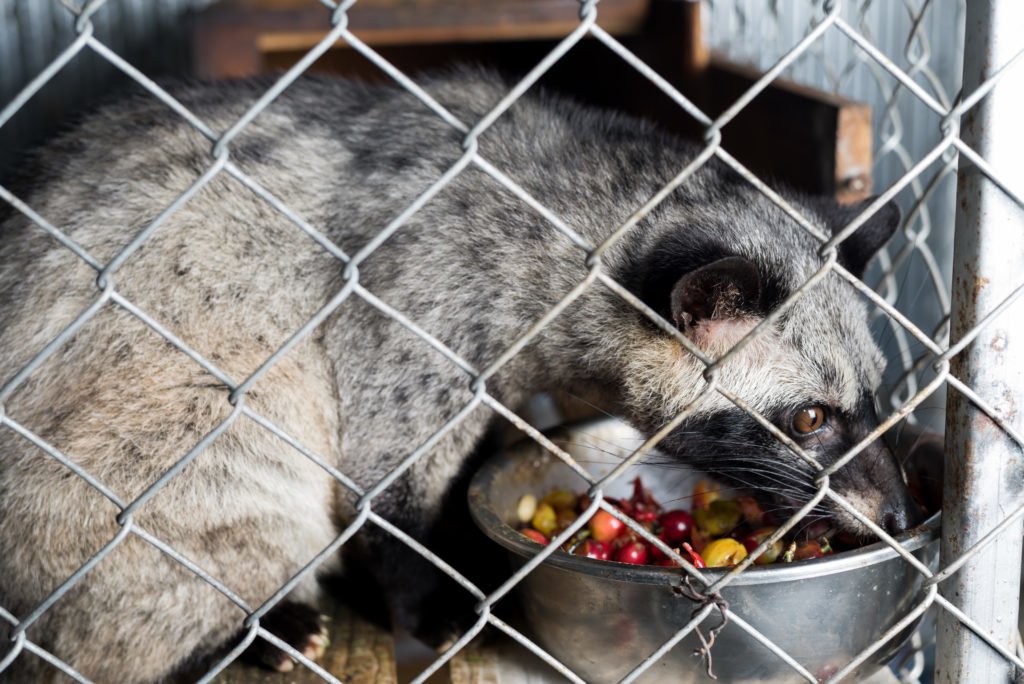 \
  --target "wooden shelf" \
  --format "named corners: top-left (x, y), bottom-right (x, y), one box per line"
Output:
top-left (192, 0), bottom-right (652, 80)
